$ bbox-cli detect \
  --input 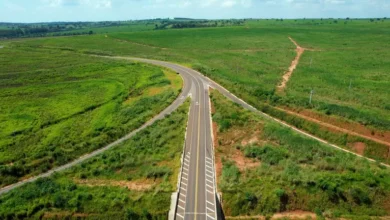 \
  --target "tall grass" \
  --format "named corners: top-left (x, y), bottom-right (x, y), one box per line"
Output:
top-left (0, 100), bottom-right (190, 219)
top-left (211, 90), bottom-right (390, 218)
top-left (0, 46), bottom-right (181, 186)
